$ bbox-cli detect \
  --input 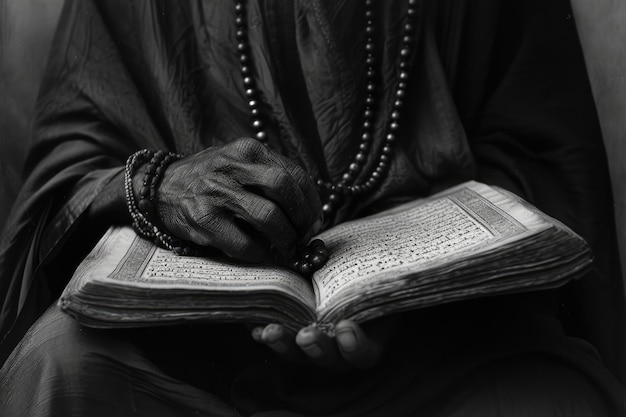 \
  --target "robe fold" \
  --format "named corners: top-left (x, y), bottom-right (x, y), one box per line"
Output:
top-left (0, 0), bottom-right (624, 414)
